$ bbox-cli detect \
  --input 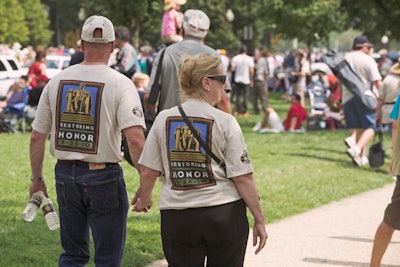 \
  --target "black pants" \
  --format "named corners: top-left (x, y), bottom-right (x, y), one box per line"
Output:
top-left (233, 82), bottom-right (249, 114)
top-left (161, 199), bottom-right (249, 267)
